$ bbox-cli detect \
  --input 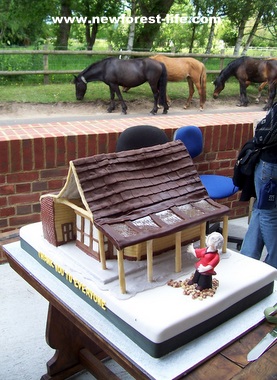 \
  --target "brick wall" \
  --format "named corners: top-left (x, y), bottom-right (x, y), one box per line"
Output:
top-left (0, 113), bottom-right (258, 263)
